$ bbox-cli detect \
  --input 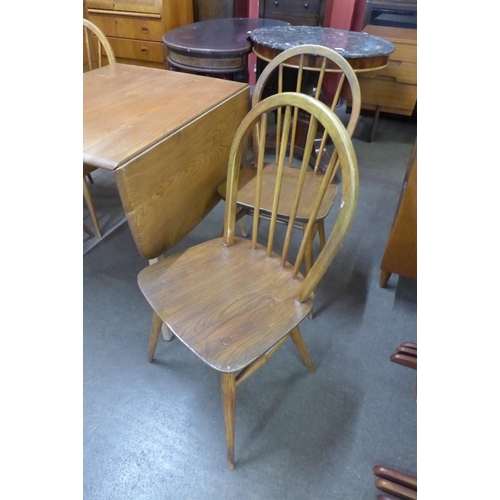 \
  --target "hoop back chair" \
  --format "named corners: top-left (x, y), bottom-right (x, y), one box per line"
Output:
top-left (219, 45), bottom-right (361, 274)
top-left (83, 18), bottom-right (116, 237)
top-left (135, 92), bottom-right (358, 469)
